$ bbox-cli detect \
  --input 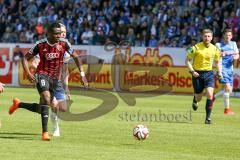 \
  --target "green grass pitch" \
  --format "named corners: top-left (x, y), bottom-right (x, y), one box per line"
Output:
top-left (0, 87), bottom-right (240, 160)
